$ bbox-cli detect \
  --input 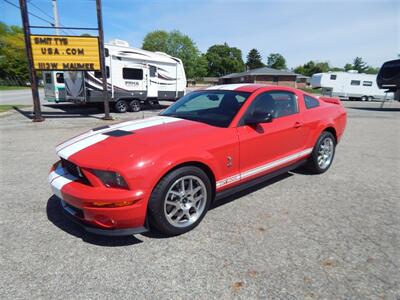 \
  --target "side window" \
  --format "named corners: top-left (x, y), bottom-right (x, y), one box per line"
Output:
top-left (123, 68), bottom-right (143, 80)
top-left (56, 72), bottom-right (64, 84)
top-left (149, 65), bottom-right (157, 78)
top-left (330, 74), bottom-right (337, 80)
top-left (270, 91), bottom-right (298, 118)
top-left (94, 66), bottom-right (110, 79)
top-left (351, 80), bottom-right (360, 86)
top-left (45, 73), bottom-right (52, 84)
top-left (304, 95), bottom-right (320, 109)
top-left (245, 91), bottom-right (298, 120)
top-left (363, 81), bottom-right (372, 86)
